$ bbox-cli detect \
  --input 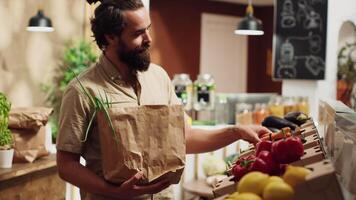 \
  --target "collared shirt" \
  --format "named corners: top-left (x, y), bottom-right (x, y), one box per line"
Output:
top-left (56, 54), bottom-right (180, 200)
